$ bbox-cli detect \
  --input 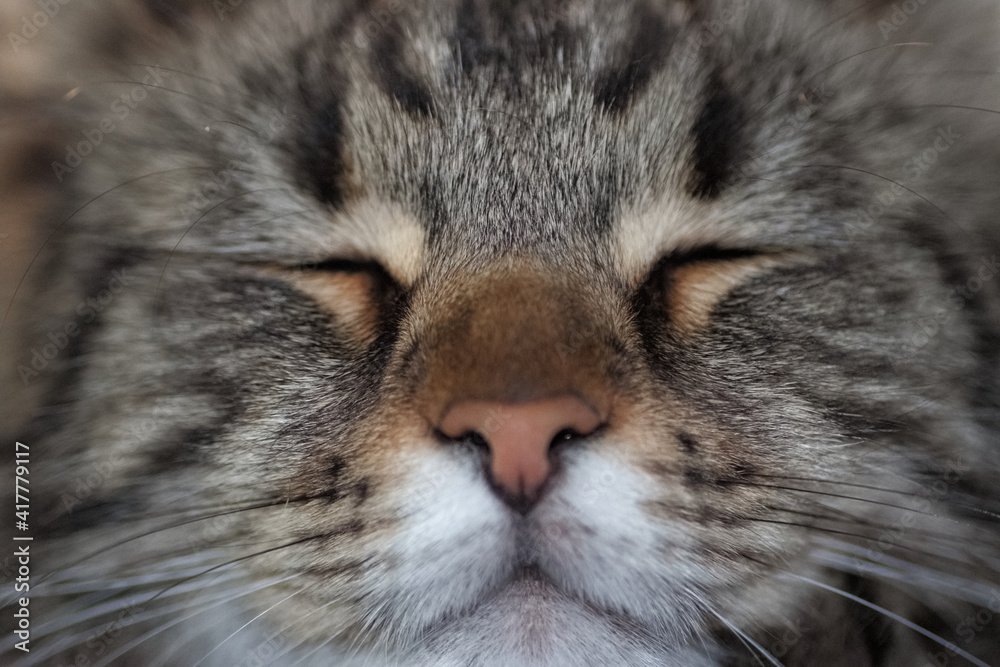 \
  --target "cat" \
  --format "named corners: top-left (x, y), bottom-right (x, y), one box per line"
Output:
top-left (3, 0), bottom-right (1000, 665)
